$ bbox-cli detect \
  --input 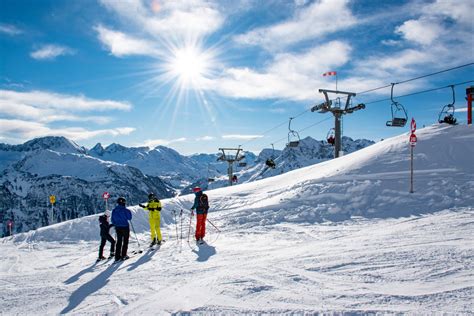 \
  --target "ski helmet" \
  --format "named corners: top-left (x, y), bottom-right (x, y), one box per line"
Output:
top-left (192, 187), bottom-right (201, 193)
top-left (117, 197), bottom-right (126, 206)
top-left (148, 192), bottom-right (155, 200)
